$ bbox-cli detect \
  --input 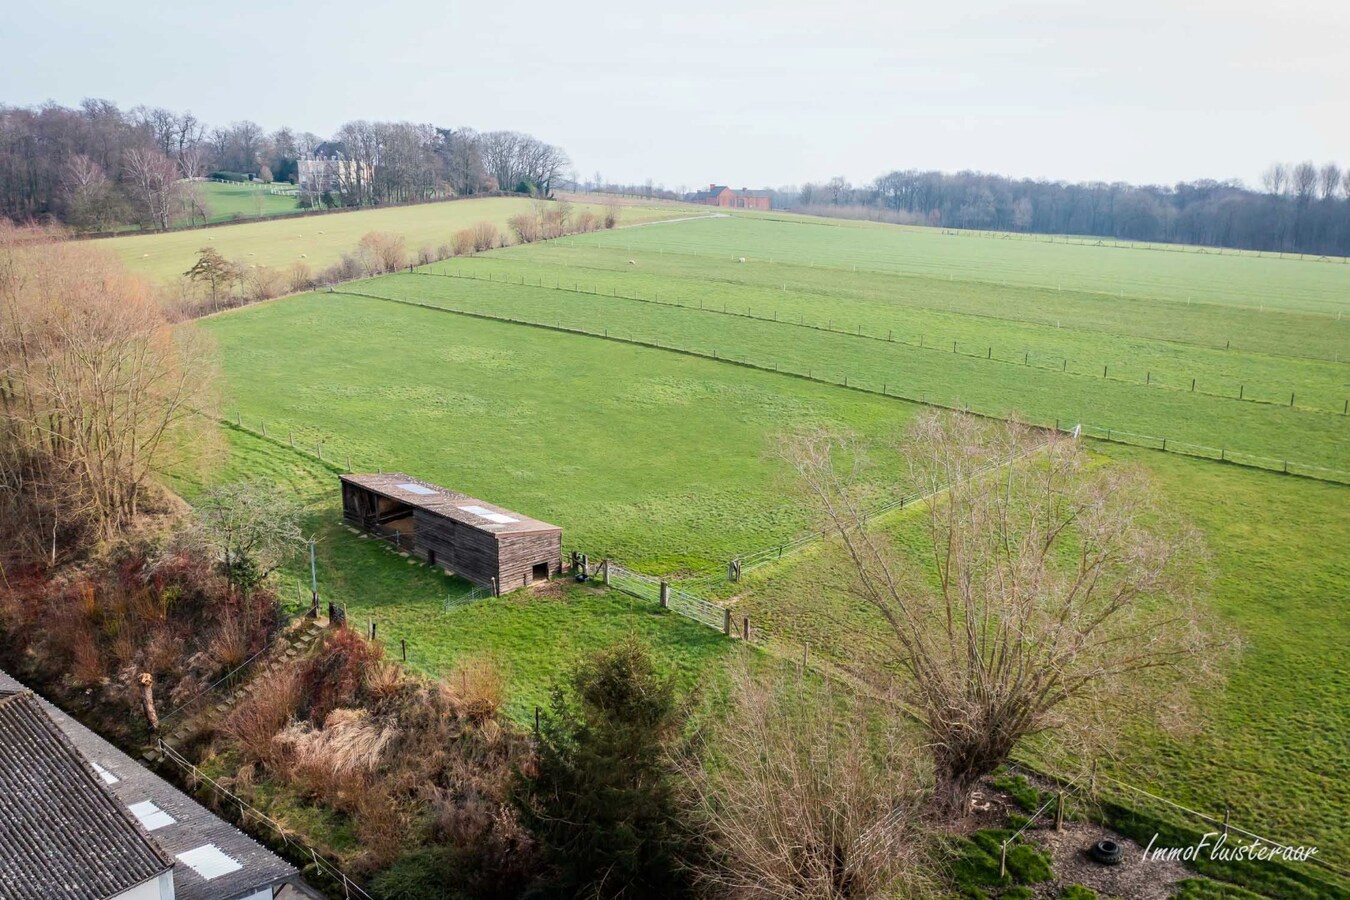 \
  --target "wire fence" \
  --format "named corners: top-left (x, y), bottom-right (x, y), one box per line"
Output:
top-left (412, 266), bottom-right (1348, 394)
top-left (605, 562), bottom-right (728, 630)
top-left (158, 641), bottom-right (275, 729)
top-left (332, 289), bottom-right (1350, 487)
top-left (157, 741), bottom-right (374, 899)
top-left (569, 232), bottom-right (1350, 323)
